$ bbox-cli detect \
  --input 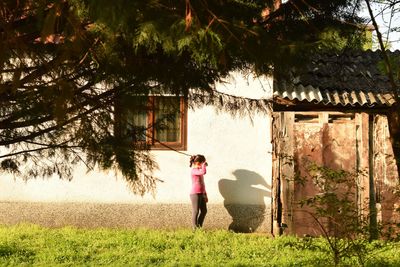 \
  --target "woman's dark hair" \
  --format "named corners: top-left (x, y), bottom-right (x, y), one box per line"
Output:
top-left (189, 154), bottom-right (206, 167)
